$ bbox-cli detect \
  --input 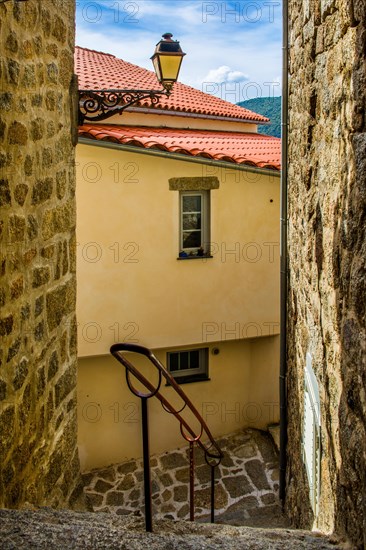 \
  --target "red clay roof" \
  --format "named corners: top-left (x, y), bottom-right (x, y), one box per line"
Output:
top-left (75, 46), bottom-right (269, 124)
top-left (79, 125), bottom-right (281, 171)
